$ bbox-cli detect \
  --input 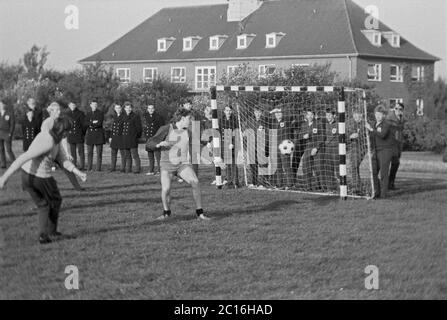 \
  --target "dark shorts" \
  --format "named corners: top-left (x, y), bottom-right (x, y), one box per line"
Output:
top-left (21, 170), bottom-right (62, 210)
